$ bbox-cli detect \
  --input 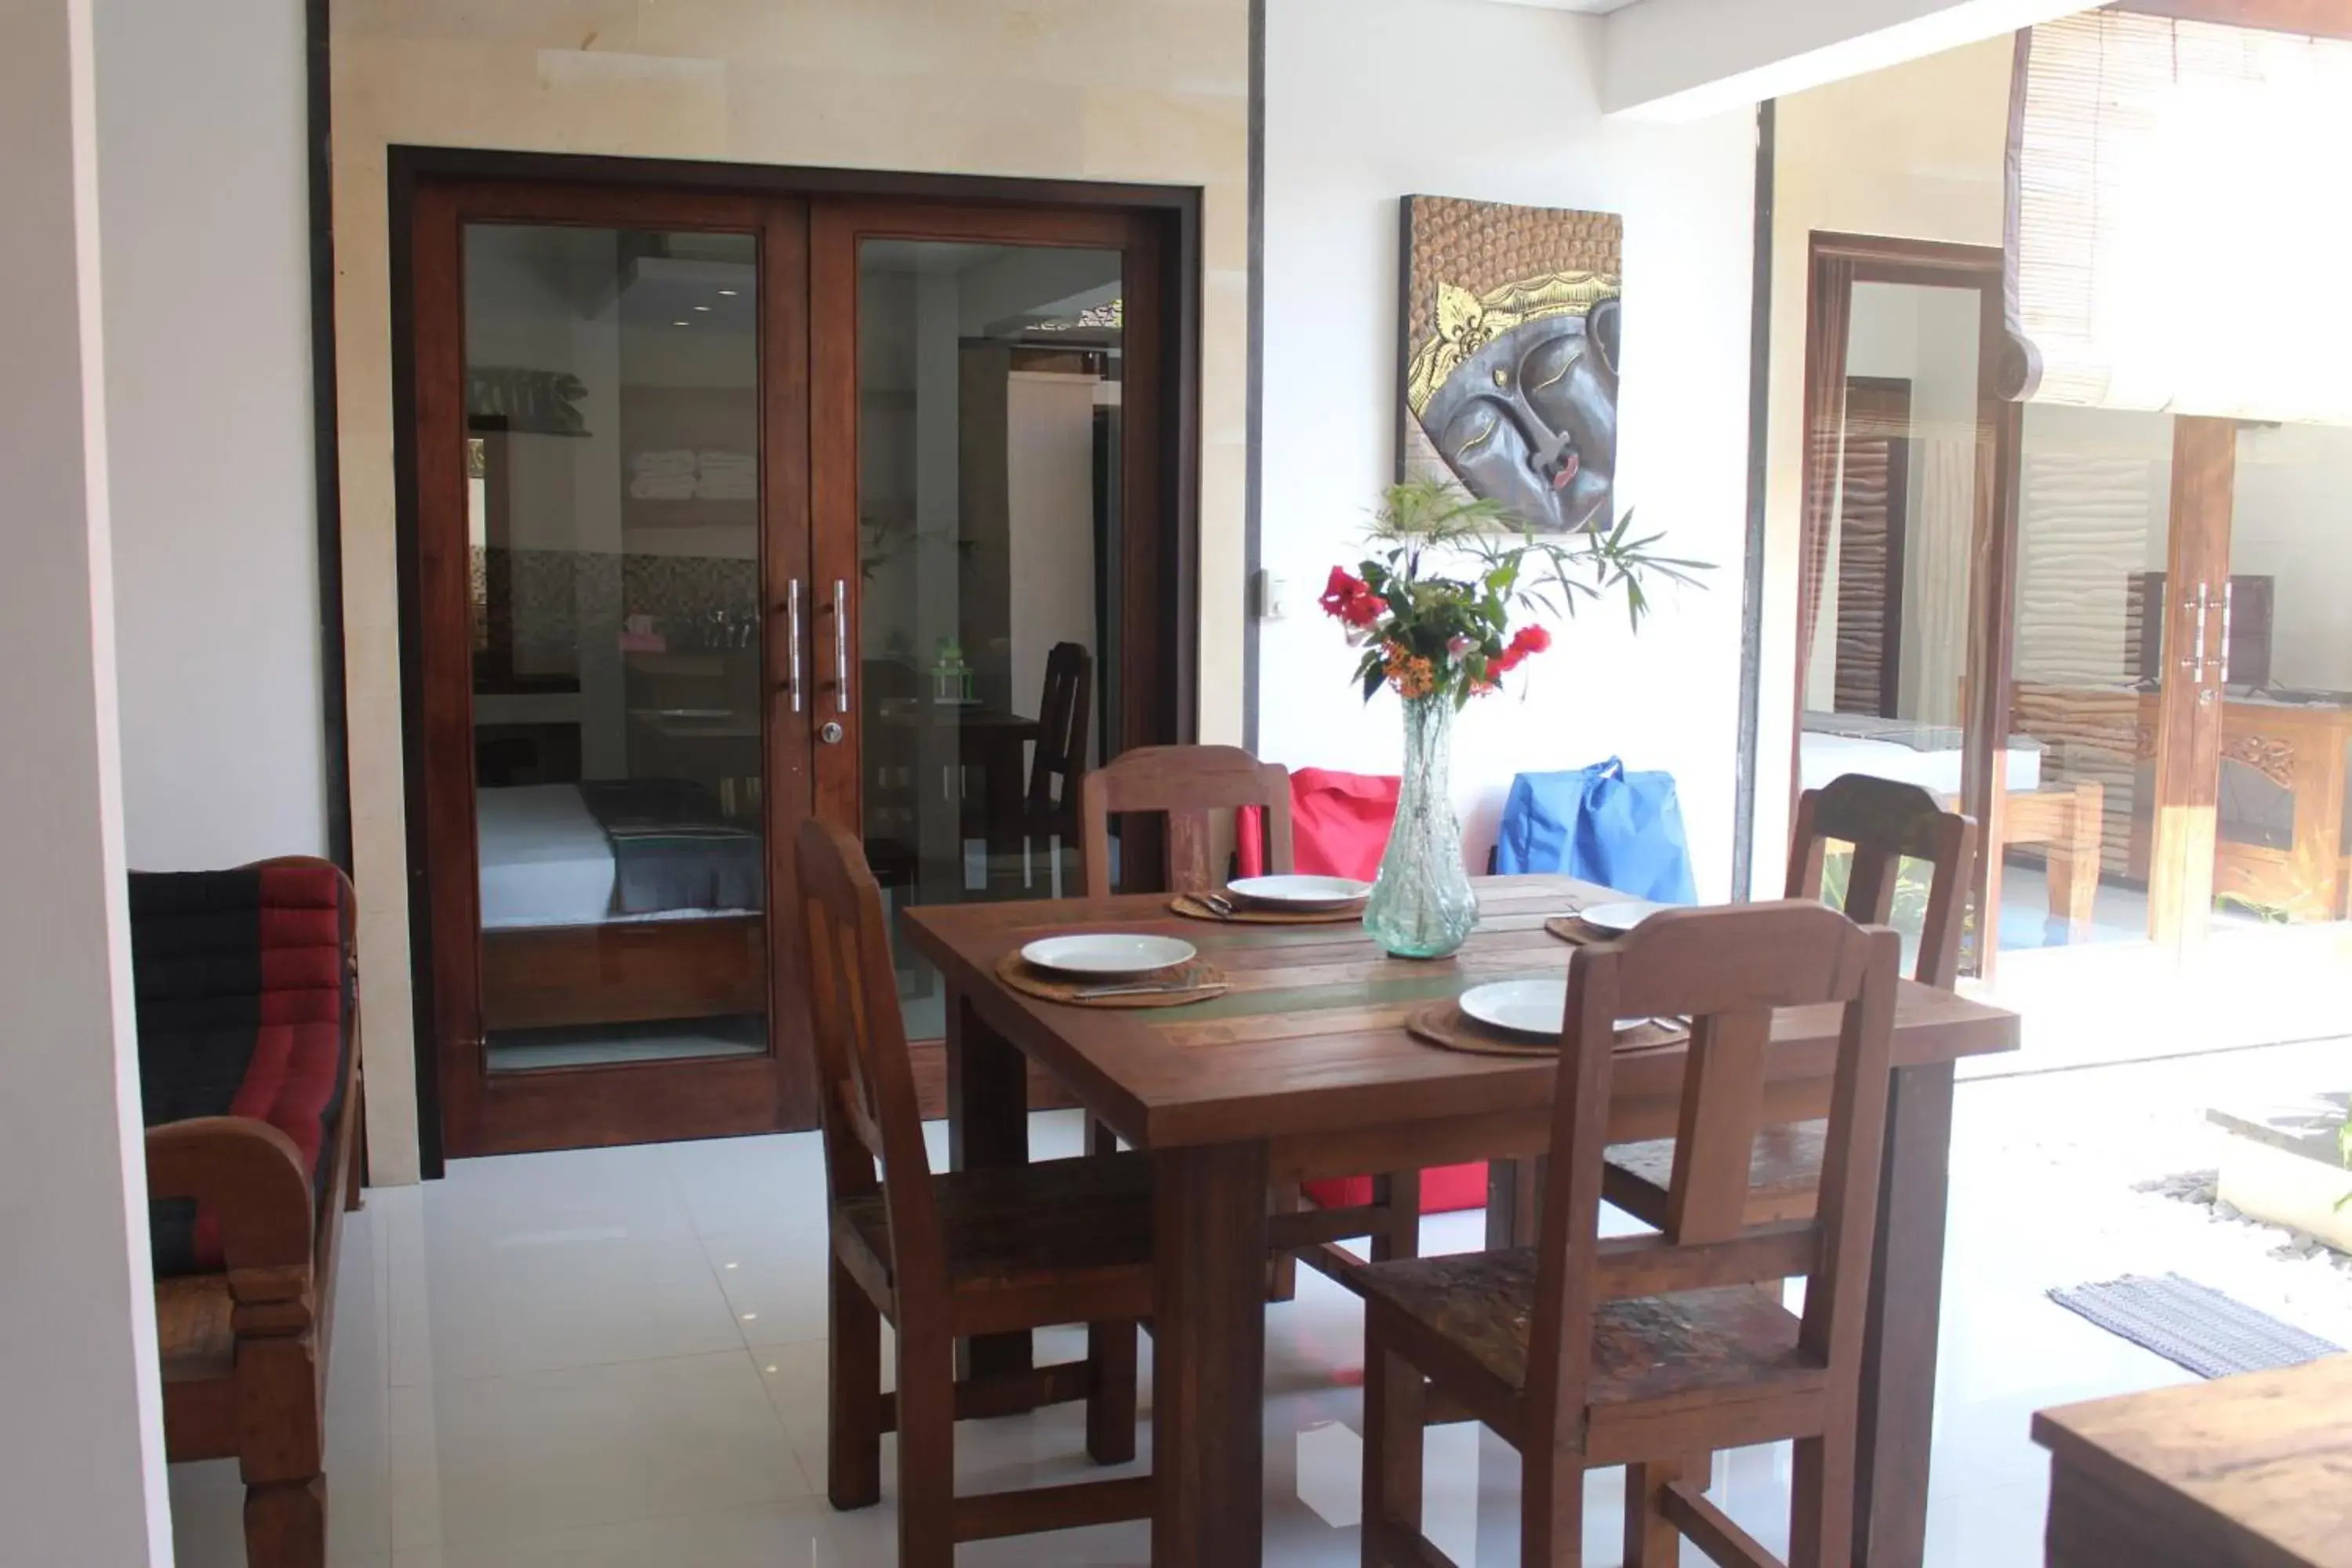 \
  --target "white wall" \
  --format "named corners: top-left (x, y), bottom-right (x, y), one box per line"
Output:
top-left (97, 0), bottom-right (325, 870)
top-left (1261, 0), bottom-right (1757, 896)
top-left (0, 0), bottom-right (172, 1558)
